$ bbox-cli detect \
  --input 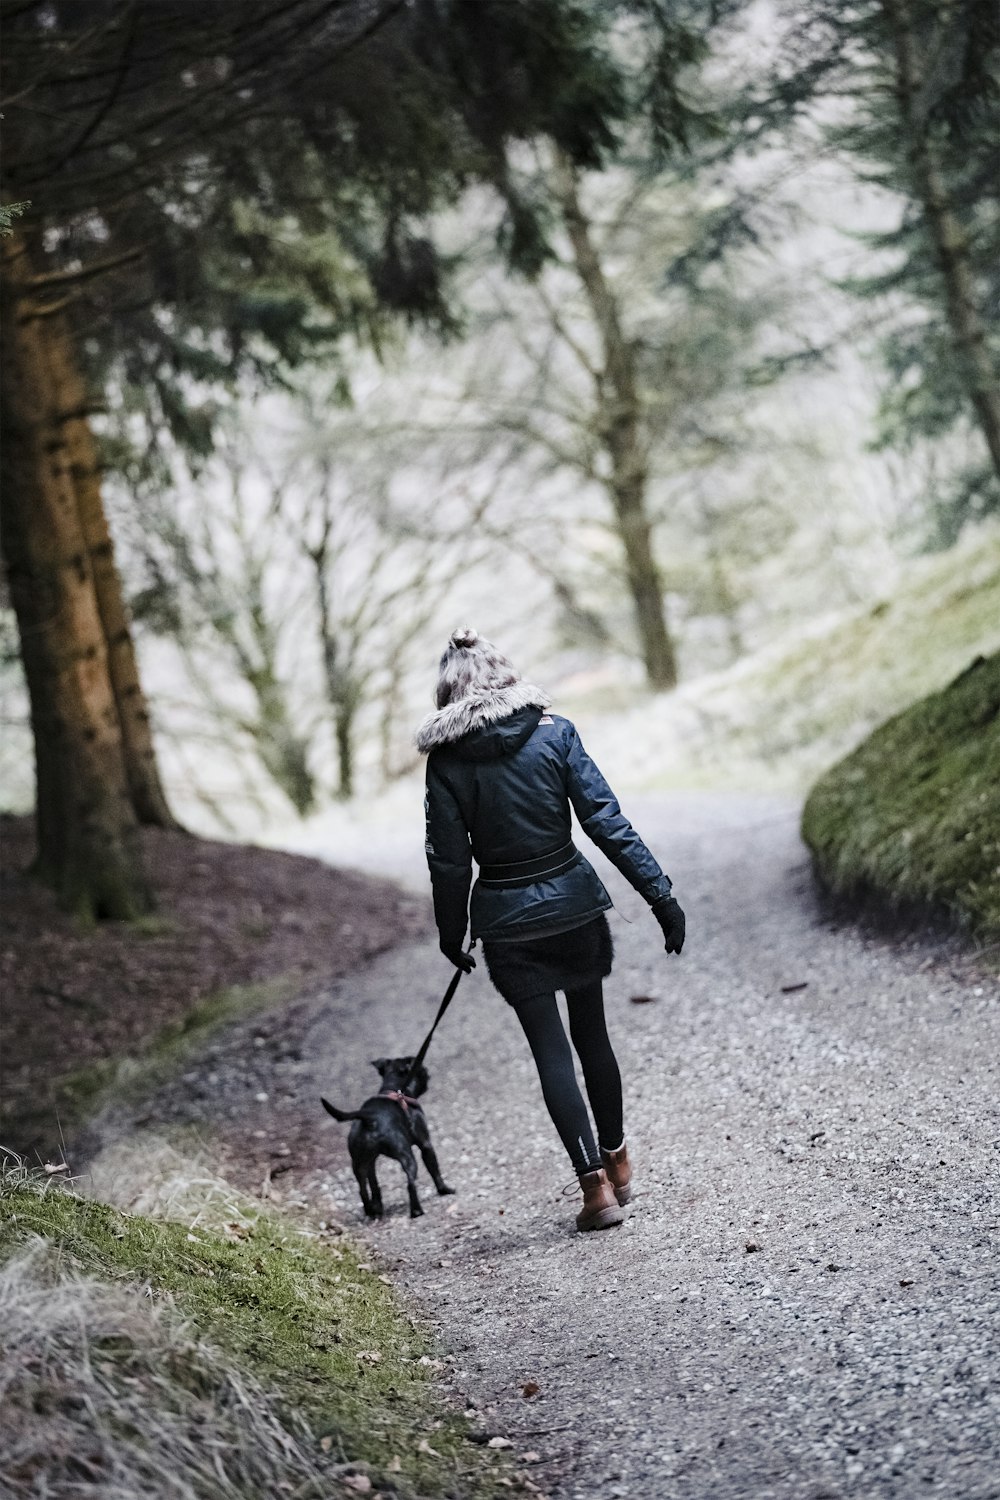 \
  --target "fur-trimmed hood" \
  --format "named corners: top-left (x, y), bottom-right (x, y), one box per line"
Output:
top-left (415, 681), bottom-right (551, 754)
